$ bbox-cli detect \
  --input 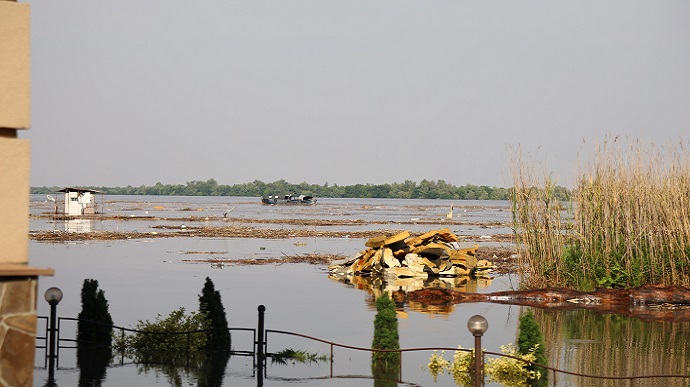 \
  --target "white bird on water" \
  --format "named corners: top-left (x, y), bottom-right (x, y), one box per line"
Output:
top-left (445, 203), bottom-right (454, 219)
